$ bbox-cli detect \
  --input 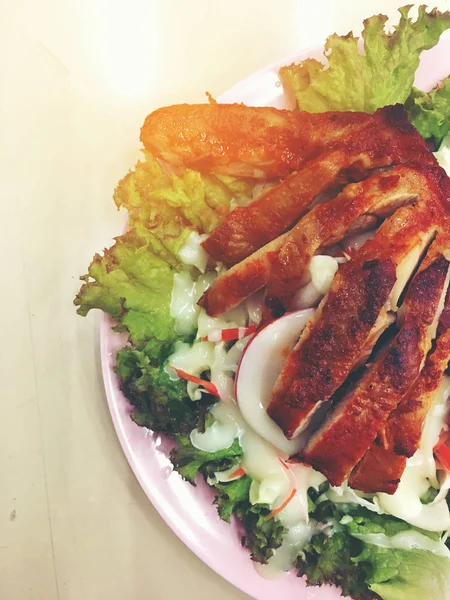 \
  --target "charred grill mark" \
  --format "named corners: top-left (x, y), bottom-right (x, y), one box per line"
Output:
top-left (405, 254), bottom-right (450, 322)
top-left (348, 245), bottom-right (450, 493)
top-left (268, 258), bottom-right (397, 438)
